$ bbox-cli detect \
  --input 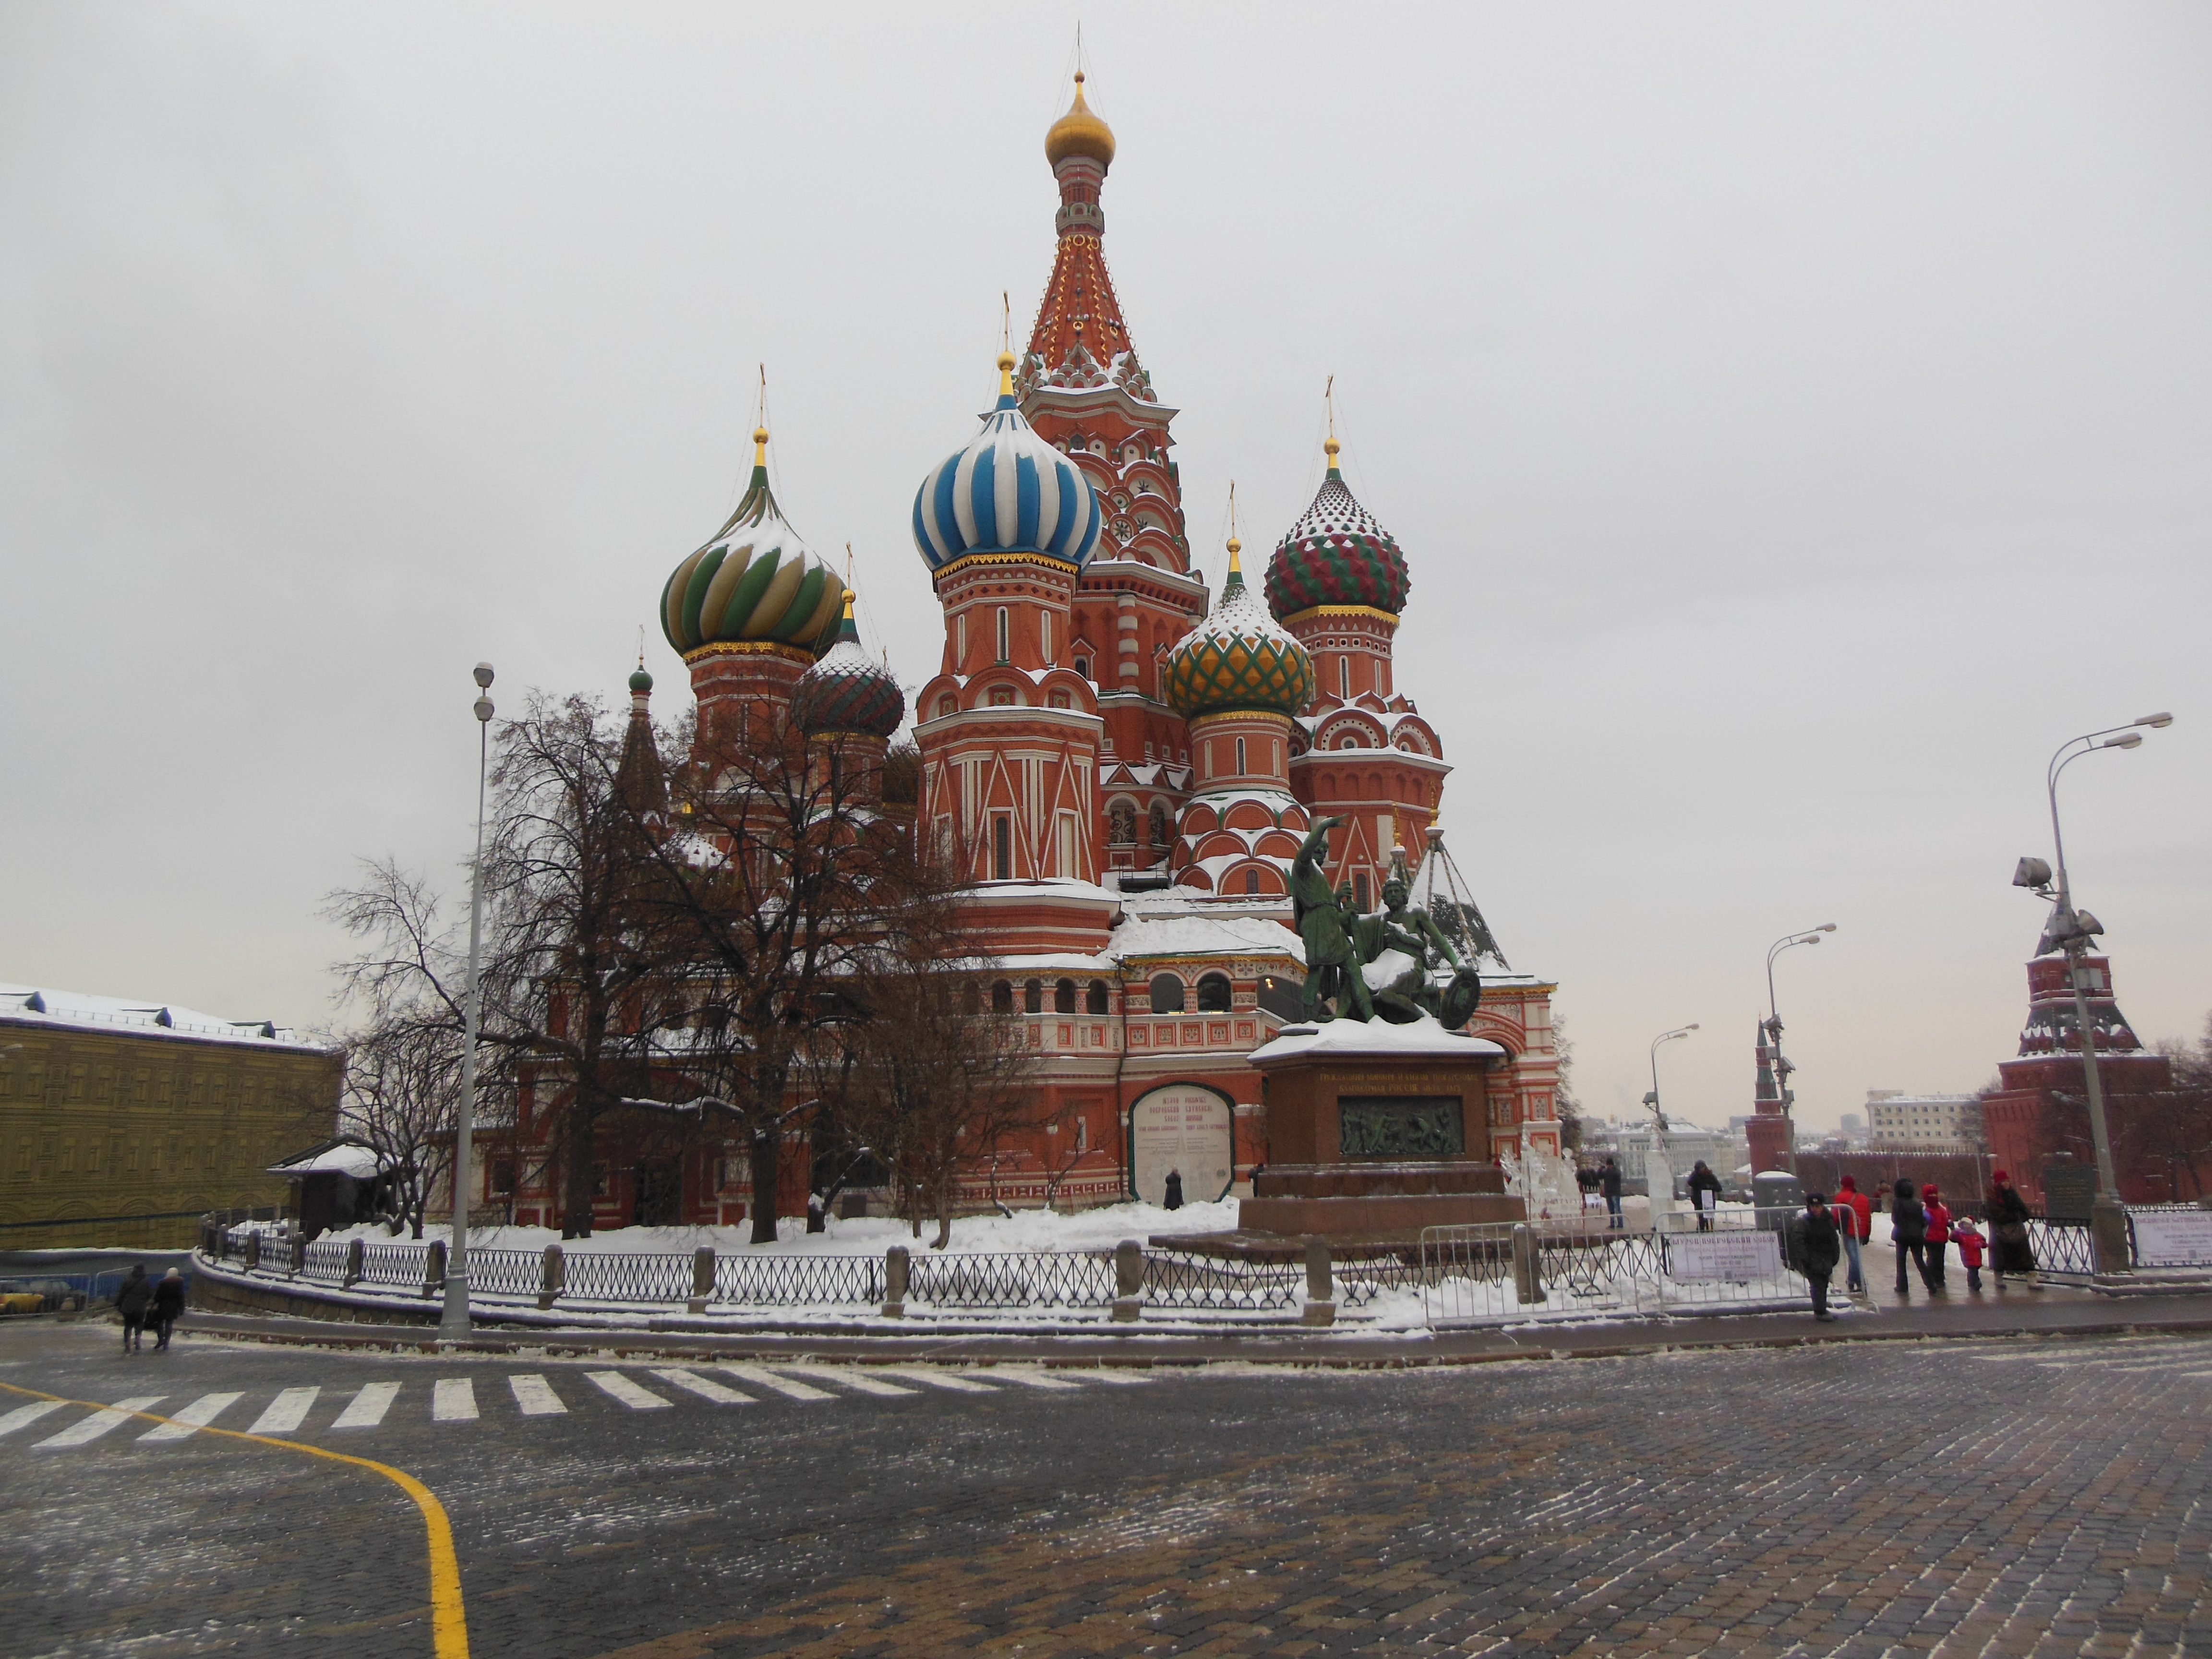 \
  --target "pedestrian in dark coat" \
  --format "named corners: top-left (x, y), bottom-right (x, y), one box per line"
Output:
top-left (1988, 1169), bottom-right (2036, 1278)
top-left (1791, 1194), bottom-right (1843, 1321)
top-left (150, 1268), bottom-right (186, 1350)
top-left (1687, 1161), bottom-right (1723, 1231)
top-left (115, 1264), bottom-right (152, 1353)
top-left (1600, 1157), bottom-right (1624, 1230)
top-left (1162, 1169), bottom-right (1184, 1211)
top-left (1891, 1178), bottom-right (1936, 1297)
